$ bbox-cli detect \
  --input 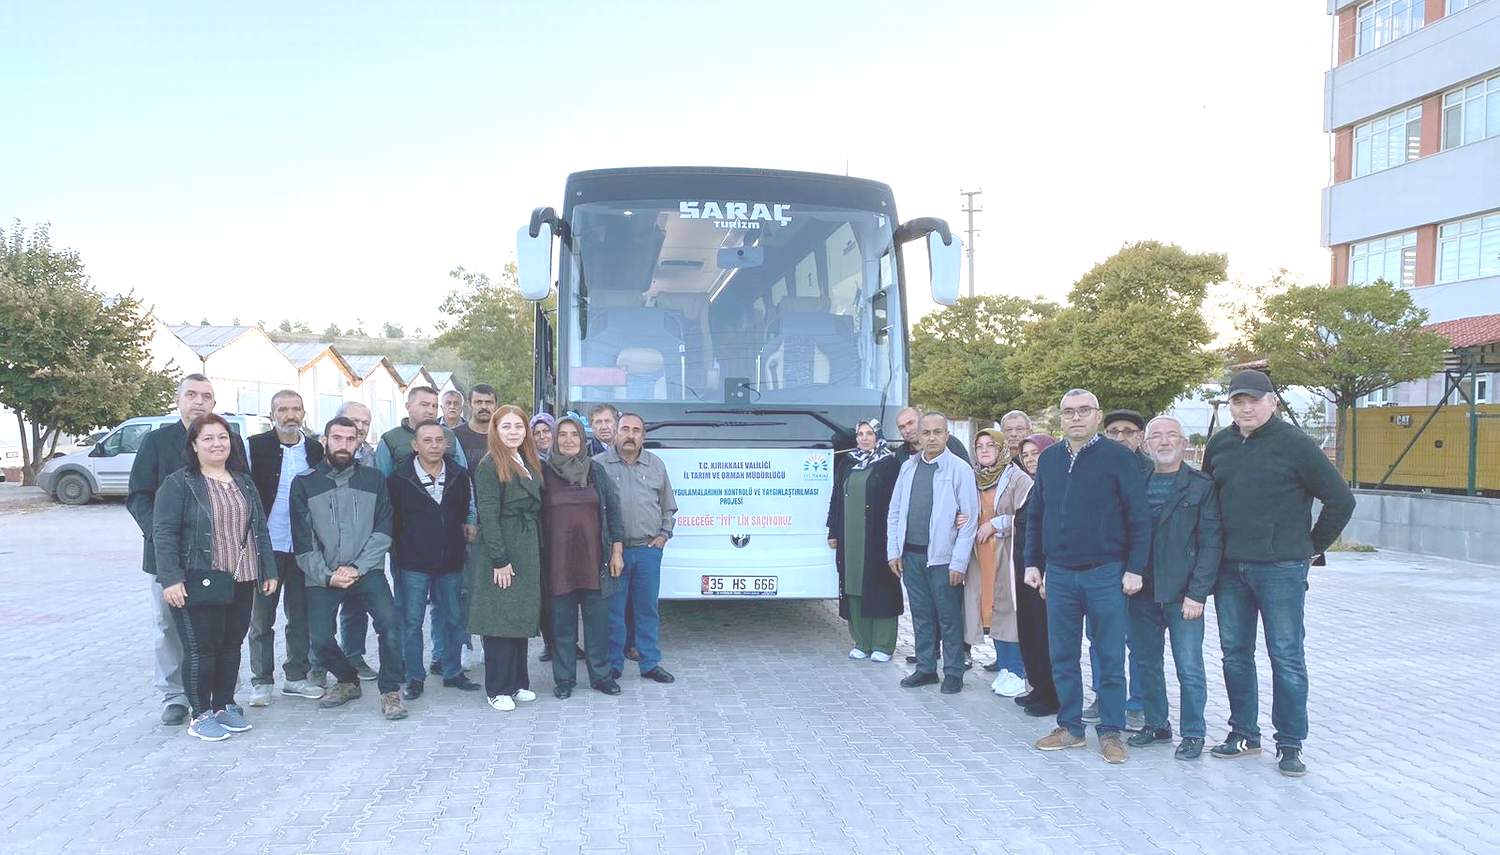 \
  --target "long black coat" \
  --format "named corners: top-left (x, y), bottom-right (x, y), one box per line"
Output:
top-left (826, 453), bottom-right (904, 620)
